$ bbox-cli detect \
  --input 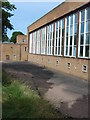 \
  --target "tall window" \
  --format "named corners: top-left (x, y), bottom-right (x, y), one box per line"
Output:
top-left (79, 7), bottom-right (90, 58)
top-left (47, 24), bottom-right (54, 55)
top-left (32, 32), bottom-right (36, 54)
top-left (54, 19), bottom-right (64, 56)
top-left (36, 30), bottom-right (40, 54)
top-left (41, 27), bottom-right (46, 54)
top-left (29, 33), bottom-right (32, 53)
top-left (65, 13), bottom-right (77, 57)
